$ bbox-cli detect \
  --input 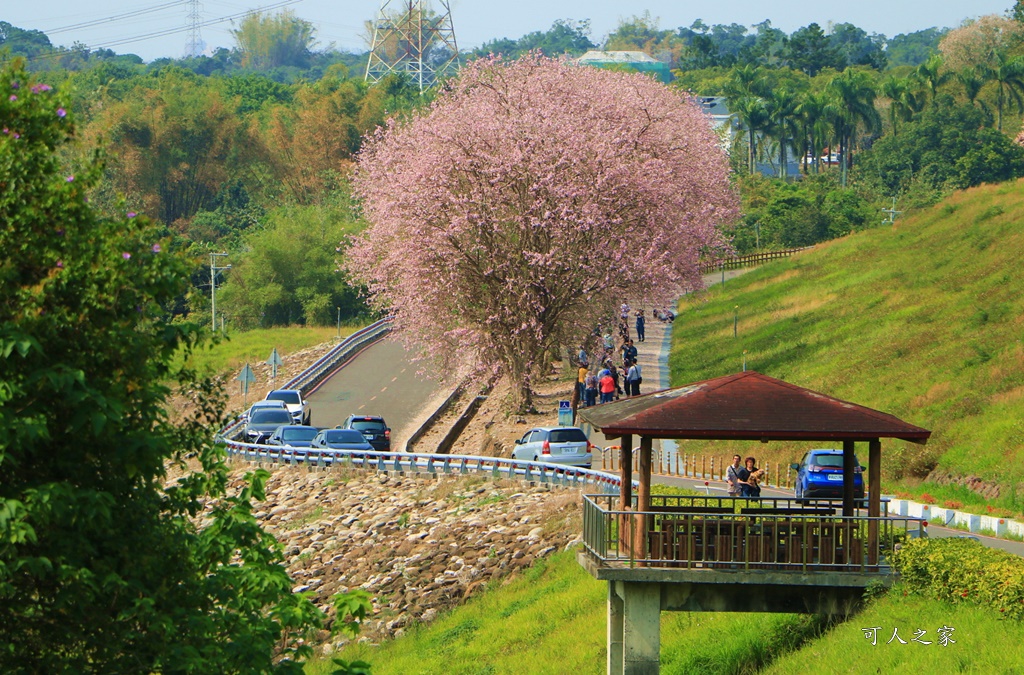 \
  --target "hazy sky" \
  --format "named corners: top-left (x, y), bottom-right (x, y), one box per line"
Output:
top-left (5, 0), bottom-right (1013, 62)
